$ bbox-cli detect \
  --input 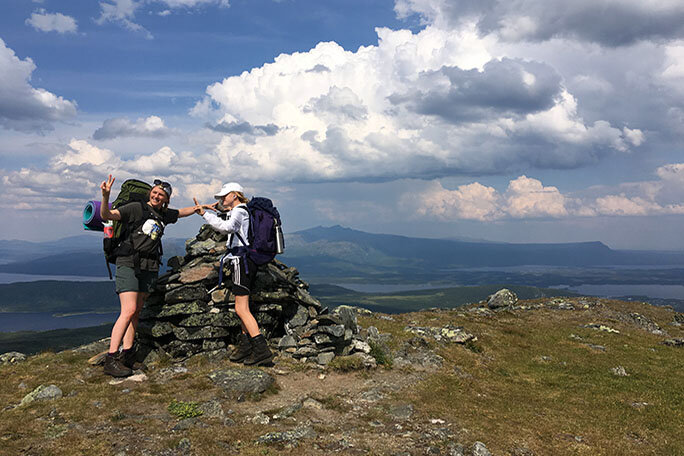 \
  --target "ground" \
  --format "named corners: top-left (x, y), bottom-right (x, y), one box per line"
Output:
top-left (0, 297), bottom-right (683, 456)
